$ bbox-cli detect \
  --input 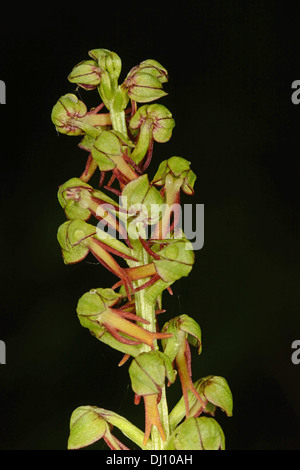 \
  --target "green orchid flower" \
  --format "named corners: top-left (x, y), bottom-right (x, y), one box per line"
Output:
top-left (51, 93), bottom-right (111, 137)
top-left (122, 59), bottom-right (168, 104)
top-left (129, 104), bottom-right (175, 169)
top-left (129, 351), bottom-right (176, 445)
top-left (162, 315), bottom-right (206, 417)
